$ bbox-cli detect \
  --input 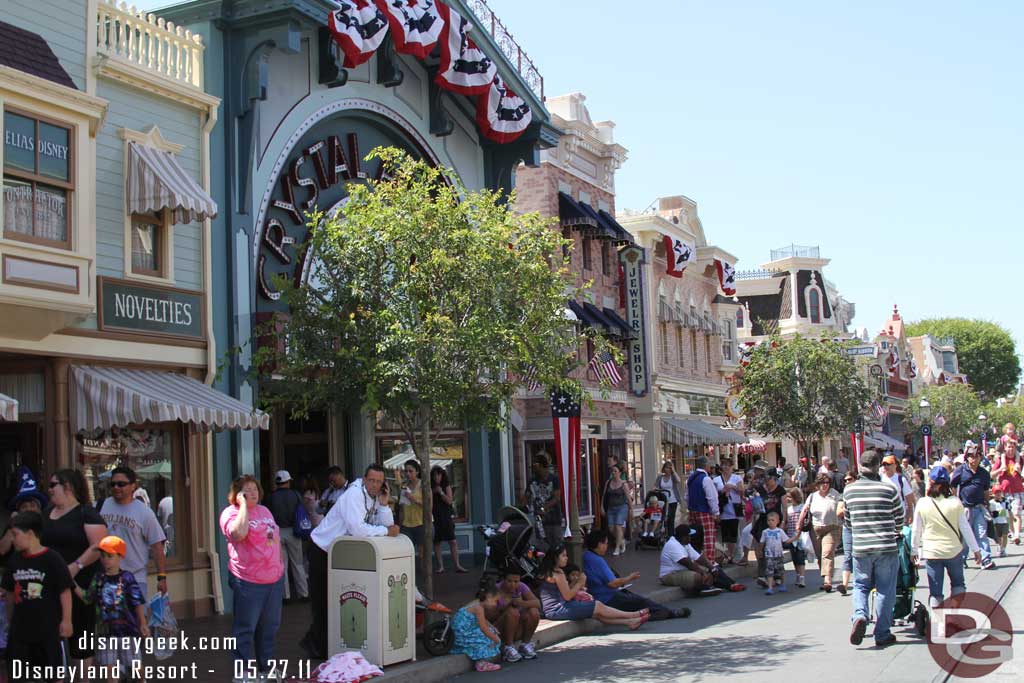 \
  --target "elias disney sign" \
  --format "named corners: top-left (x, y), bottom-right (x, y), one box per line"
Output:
top-left (618, 245), bottom-right (649, 397)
